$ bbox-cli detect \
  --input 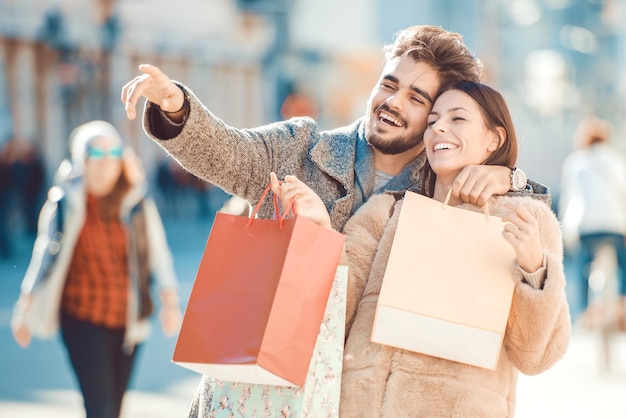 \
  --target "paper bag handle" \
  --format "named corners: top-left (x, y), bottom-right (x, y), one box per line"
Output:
top-left (443, 188), bottom-right (490, 220)
top-left (248, 183), bottom-right (294, 227)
